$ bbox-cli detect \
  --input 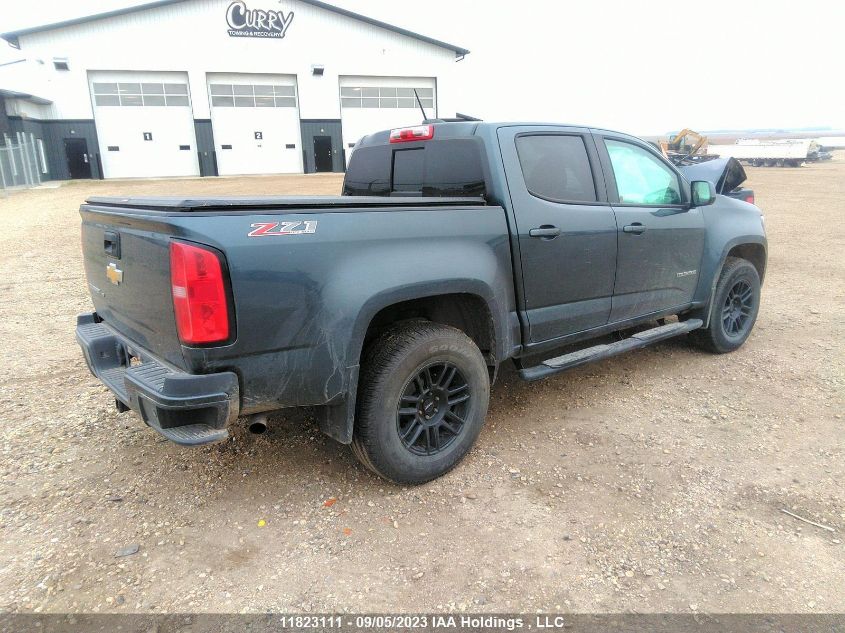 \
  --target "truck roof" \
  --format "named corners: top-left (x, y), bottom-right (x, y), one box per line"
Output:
top-left (353, 121), bottom-right (639, 147)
